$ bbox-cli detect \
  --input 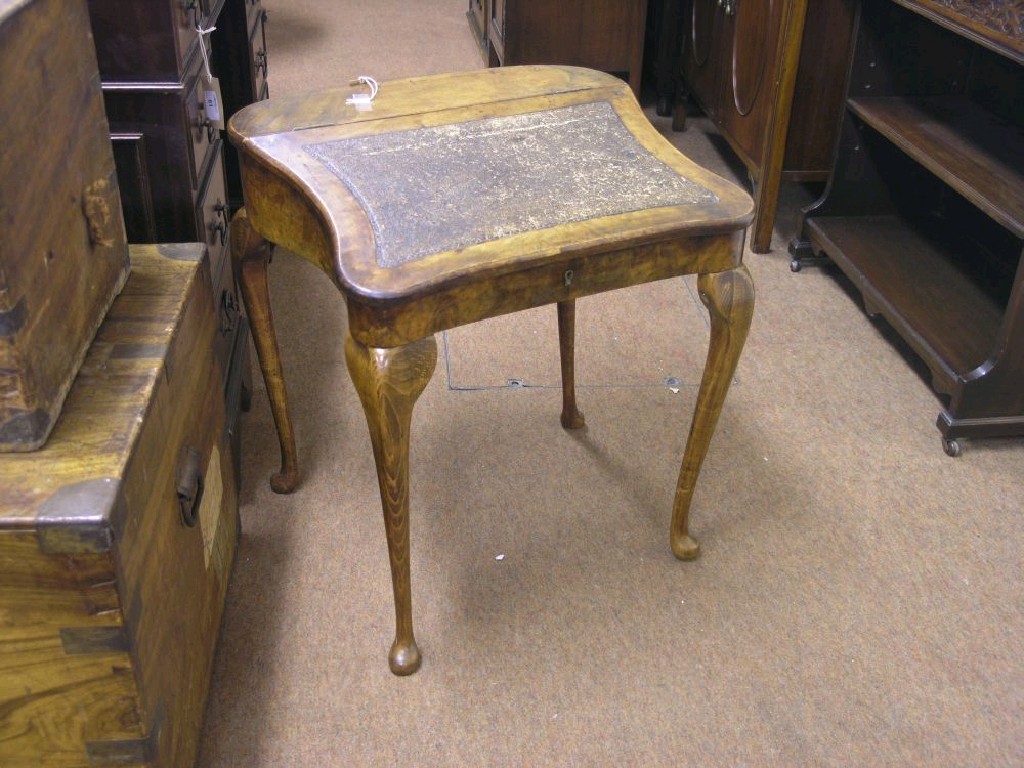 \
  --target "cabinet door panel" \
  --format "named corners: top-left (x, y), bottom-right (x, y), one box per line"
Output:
top-left (576, 0), bottom-right (643, 73)
top-left (719, 0), bottom-right (786, 169)
top-left (111, 134), bottom-right (157, 243)
top-left (503, 0), bottom-right (580, 64)
top-left (731, 0), bottom-right (773, 115)
top-left (683, 0), bottom-right (720, 114)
